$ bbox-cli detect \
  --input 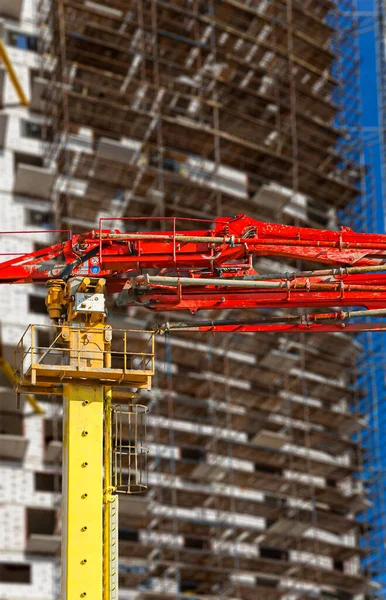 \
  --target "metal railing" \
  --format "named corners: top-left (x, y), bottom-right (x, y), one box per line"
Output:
top-left (14, 324), bottom-right (155, 386)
